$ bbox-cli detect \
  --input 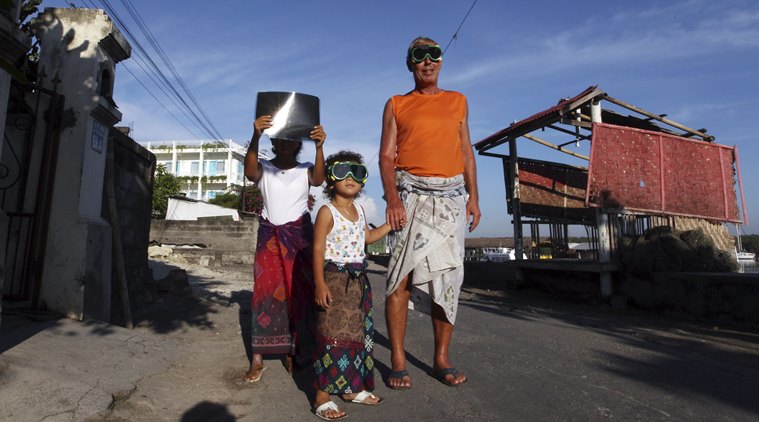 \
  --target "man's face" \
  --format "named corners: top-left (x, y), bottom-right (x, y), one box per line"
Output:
top-left (411, 42), bottom-right (442, 85)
